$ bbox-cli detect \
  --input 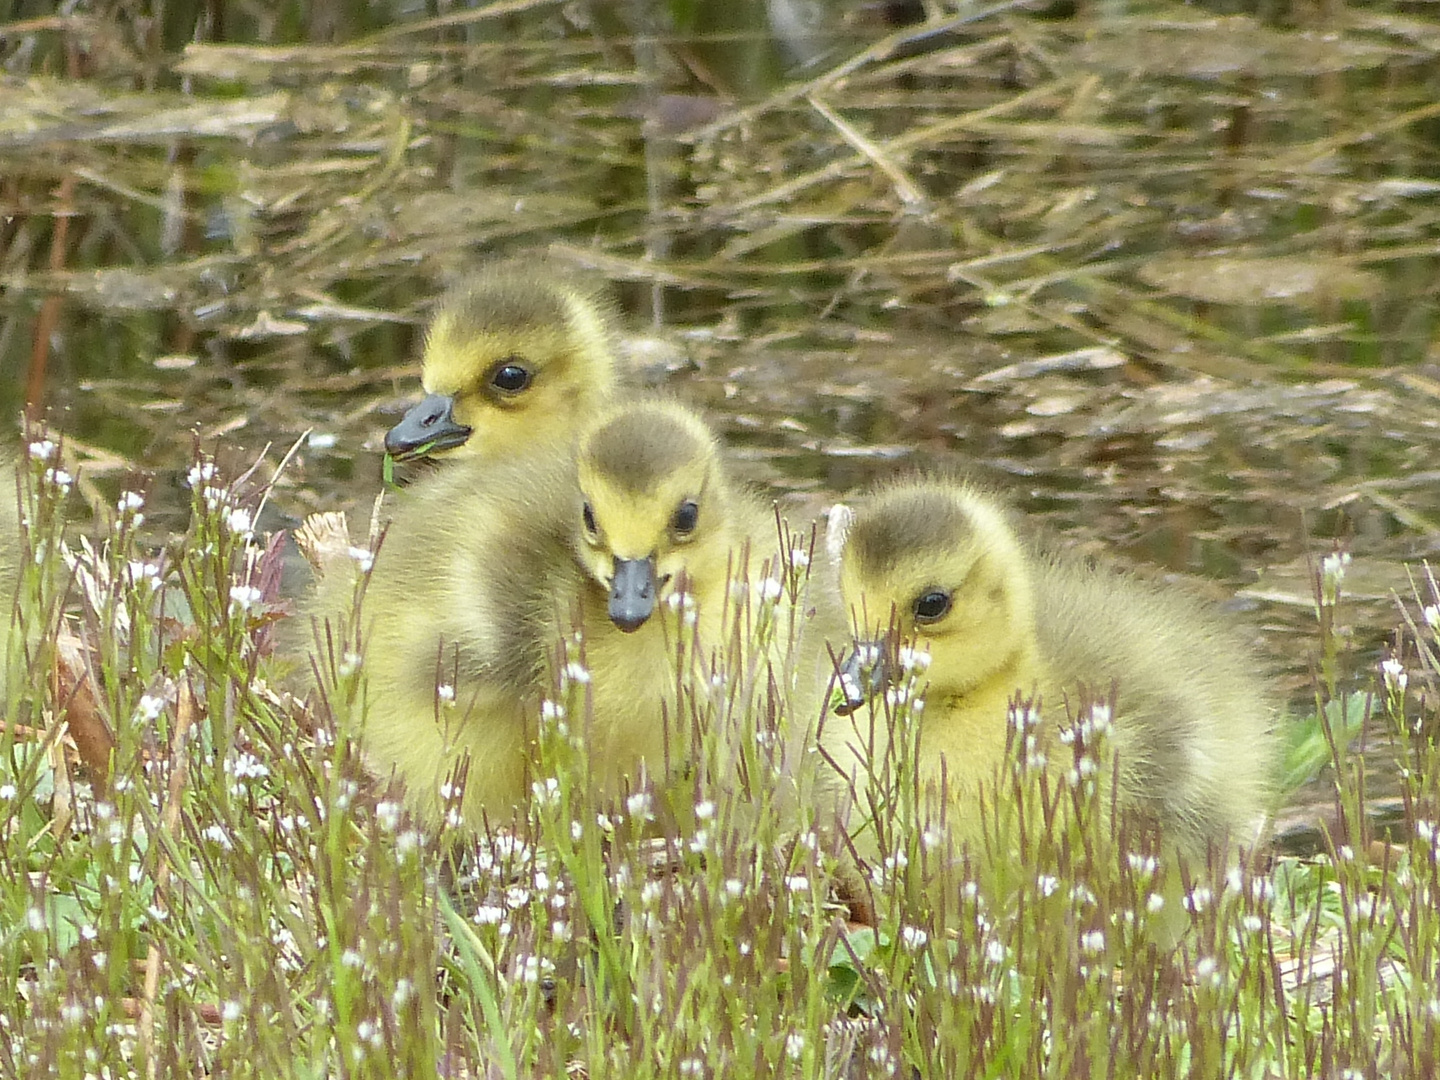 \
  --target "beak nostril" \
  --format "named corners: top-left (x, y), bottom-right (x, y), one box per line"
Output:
top-left (384, 393), bottom-right (472, 458)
